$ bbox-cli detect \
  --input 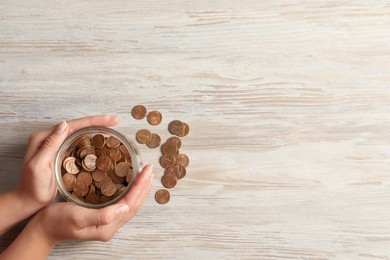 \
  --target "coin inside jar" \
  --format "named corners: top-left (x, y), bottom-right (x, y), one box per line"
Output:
top-left (61, 133), bottom-right (134, 205)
